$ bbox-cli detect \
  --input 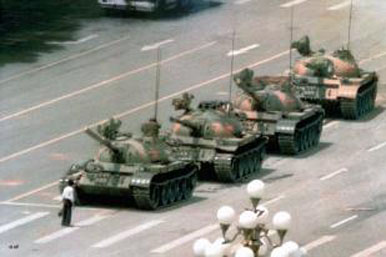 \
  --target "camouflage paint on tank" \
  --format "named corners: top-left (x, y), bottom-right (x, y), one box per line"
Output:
top-left (168, 94), bottom-right (267, 183)
top-left (59, 118), bottom-right (198, 210)
top-left (232, 68), bottom-right (325, 155)
top-left (291, 36), bottom-right (378, 119)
